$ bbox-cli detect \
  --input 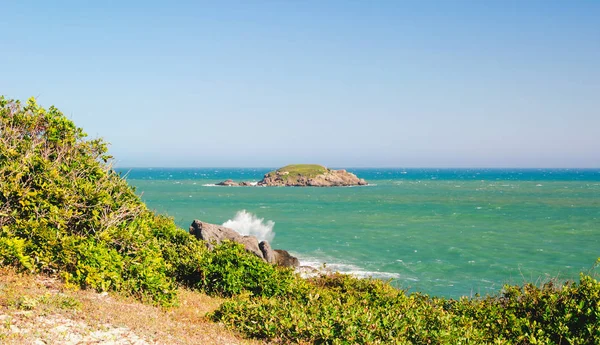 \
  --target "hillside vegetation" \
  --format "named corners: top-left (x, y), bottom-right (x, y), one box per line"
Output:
top-left (1, 96), bottom-right (599, 344)
top-left (266, 164), bottom-right (329, 180)
top-left (0, 96), bottom-right (294, 306)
